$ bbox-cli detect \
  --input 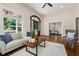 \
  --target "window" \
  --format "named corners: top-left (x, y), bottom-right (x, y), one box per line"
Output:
top-left (4, 17), bottom-right (22, 33)
top-left (3, 9), bottom-right (22, 33)
top-left (17, 20), bottom-right (22, 32)
top-left (49, 22), bottom-right (61, 35)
